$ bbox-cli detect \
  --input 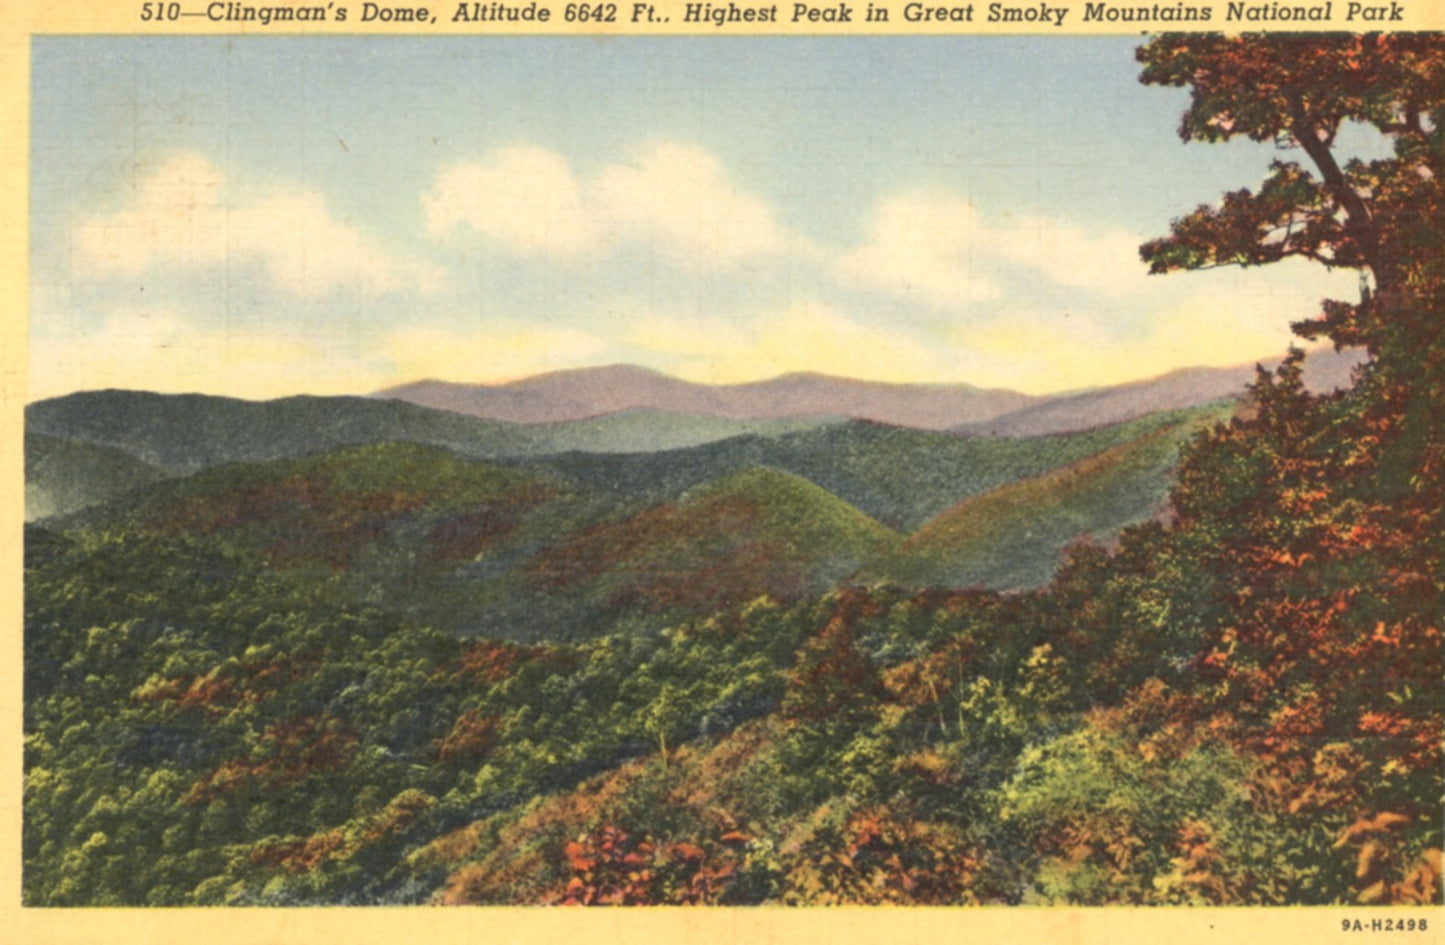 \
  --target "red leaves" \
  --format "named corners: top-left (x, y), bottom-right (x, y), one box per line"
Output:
top-left (555, 826), bottom-right (662, 906)
top-left (450, 640), bottom-right (521, 685)
top-left (562, 840), bottom-right (593, 873)
top-left (250, 790), bottom-right (435, 874)
top-left (669, 842), bottom-right (705, 863)
top-left (182, 716), bottom-right (357, 805)
top-left (552, 824), bottom-right (750, 906)
top-left (436, 710), bottom-right (499, 764)
top-left (781, 617), bottom-right (883, 722)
